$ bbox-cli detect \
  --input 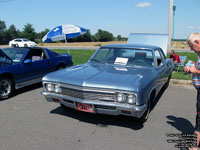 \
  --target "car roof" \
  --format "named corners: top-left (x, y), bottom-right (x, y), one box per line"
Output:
top-left (101, 44), bottom-right (160, 50)
top-left (2, 47), bottom-right (44, 51)
top-left (14, 38), bottom-right (29, 40)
